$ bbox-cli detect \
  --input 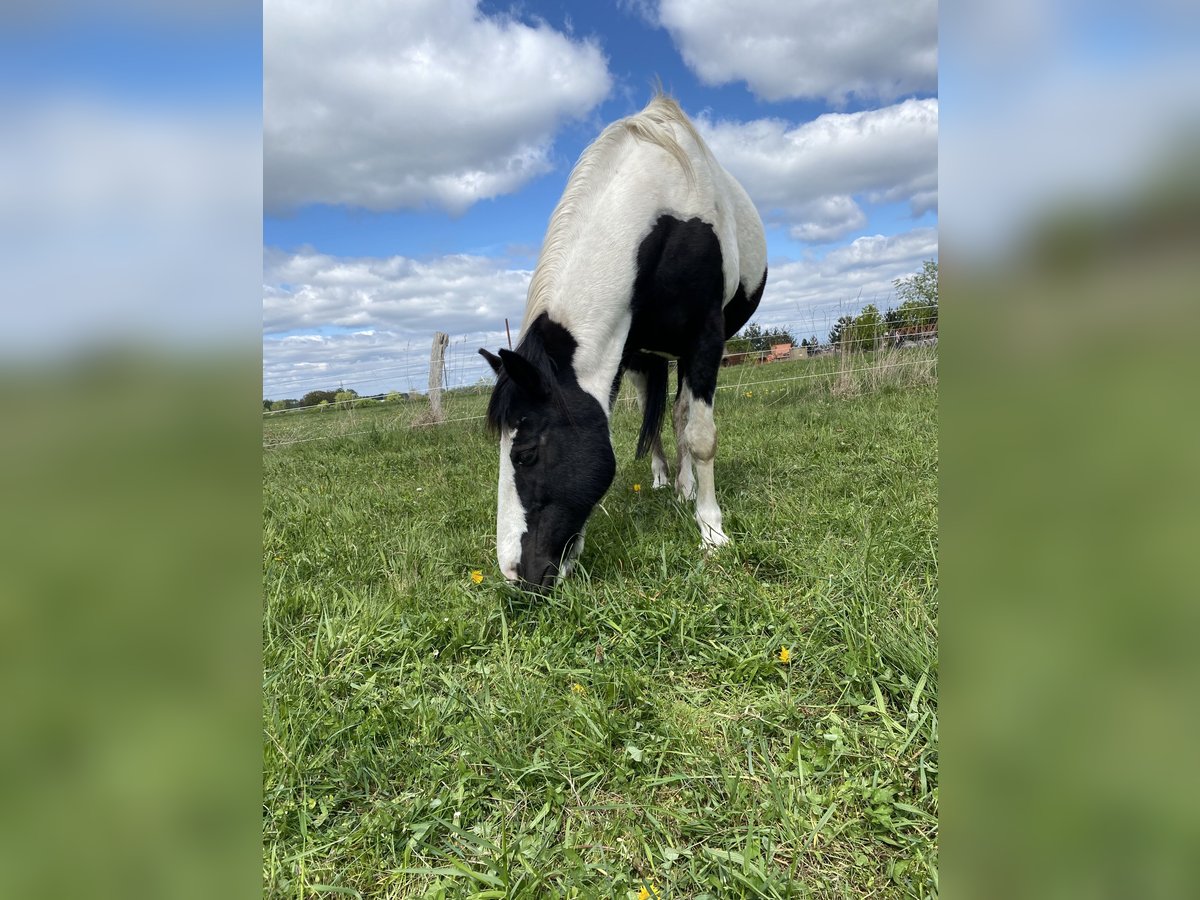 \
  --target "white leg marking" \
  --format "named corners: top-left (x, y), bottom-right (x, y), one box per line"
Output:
top-left (683, 392), bottom-right (727, 547)
top-left (650, 433), bottom-right (670, 490)
top-left (496, 428), bottom-right (526, 581)
top-left (673, 389), bottom-right (696, 501)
